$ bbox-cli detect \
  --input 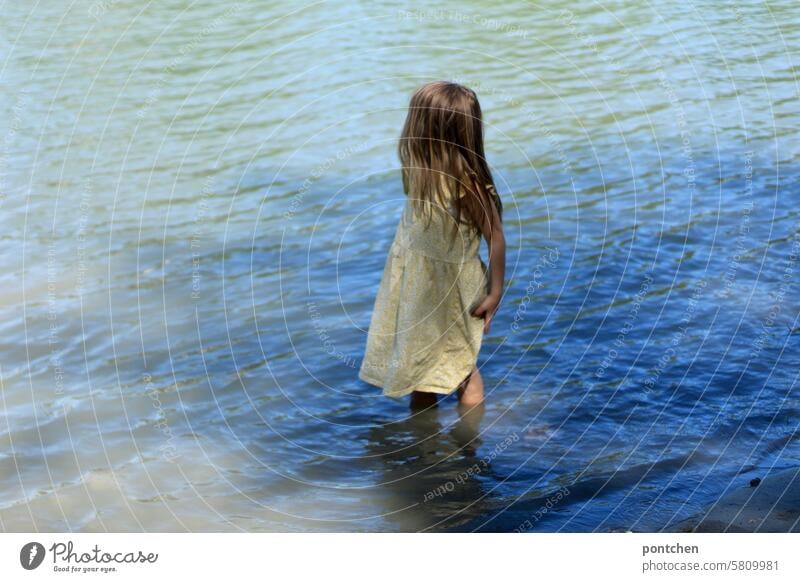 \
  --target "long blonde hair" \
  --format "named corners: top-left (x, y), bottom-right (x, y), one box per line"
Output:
top-left (399, 81), bottom-right (502, 235)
